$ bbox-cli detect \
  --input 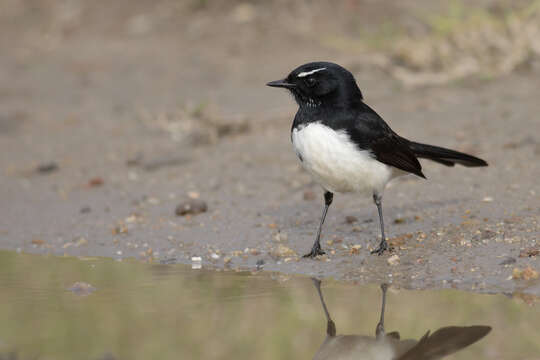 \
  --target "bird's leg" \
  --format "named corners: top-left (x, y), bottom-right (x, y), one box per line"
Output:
top-left (312, 278), bottom-right (336, 337)
top-left (304, 191), bottom-right (333, 258)
top-left (370, 193), bottom-right (391, 255)
top-left (376, 283), bottom-right (388, 340)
